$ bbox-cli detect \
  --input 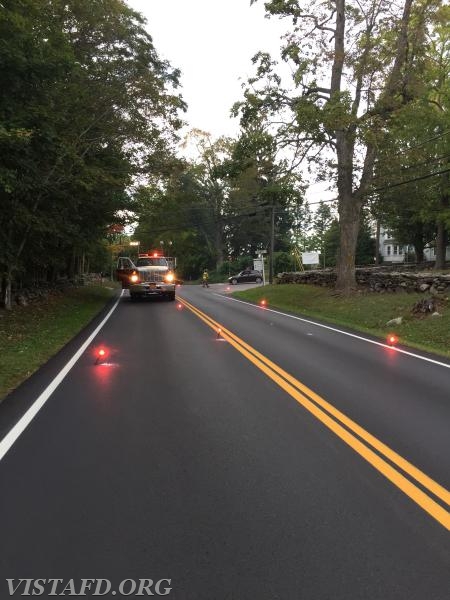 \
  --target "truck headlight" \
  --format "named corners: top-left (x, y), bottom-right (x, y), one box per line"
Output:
top-left (130, 273), bottom-right (140, 283)
top-left (165, 272), bottom-right (174, 283)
